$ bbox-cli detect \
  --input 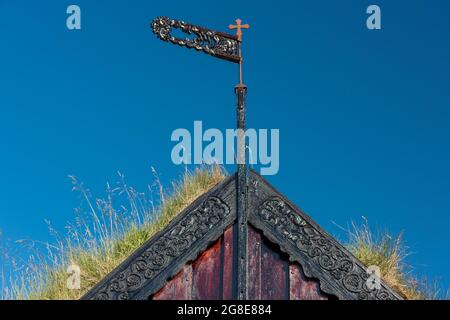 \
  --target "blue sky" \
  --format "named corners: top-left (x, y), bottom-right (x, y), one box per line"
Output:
top-left (1, 0), bottom-right (449, 293)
